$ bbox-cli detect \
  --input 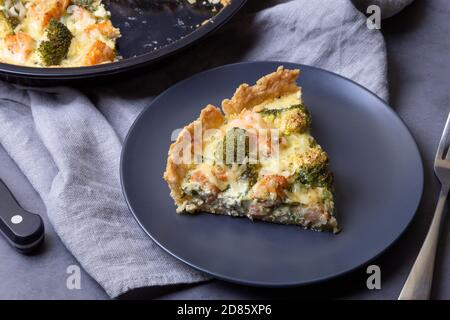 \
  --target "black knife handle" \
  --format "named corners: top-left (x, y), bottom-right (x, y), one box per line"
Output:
top-left (0, 179), bottom-right (44, 253)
